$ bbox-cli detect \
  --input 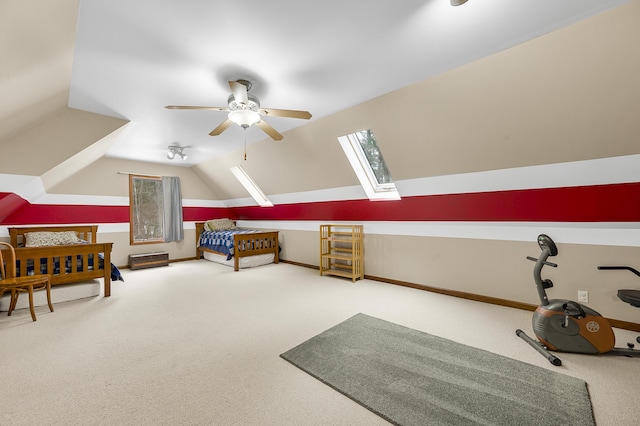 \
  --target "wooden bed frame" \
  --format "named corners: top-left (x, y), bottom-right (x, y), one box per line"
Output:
top-left (7, 225), bottom-right (114, 297)
top-left (195, 222), bottom-right (279, 271)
